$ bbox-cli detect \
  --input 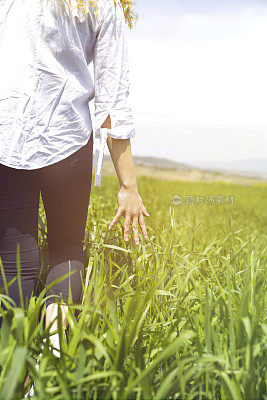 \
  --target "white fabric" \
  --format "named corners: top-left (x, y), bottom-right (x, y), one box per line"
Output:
top-left (0, 0), bottom-right (135, 187)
